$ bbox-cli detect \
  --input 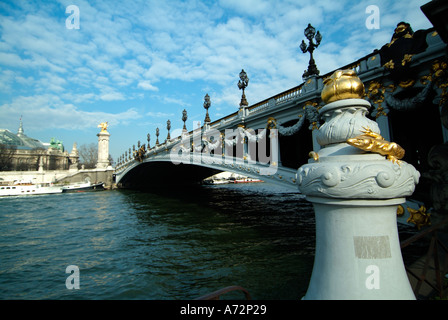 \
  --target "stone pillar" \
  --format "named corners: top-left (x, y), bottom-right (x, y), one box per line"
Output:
top-left (69, 142), bottom-right (79, 171)
top-left (297, 70), bottom-right (420, 300)
top-left (269, 129), bottom-right (281, 167)
top-left (97, 123), bottom-right (110, 169)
